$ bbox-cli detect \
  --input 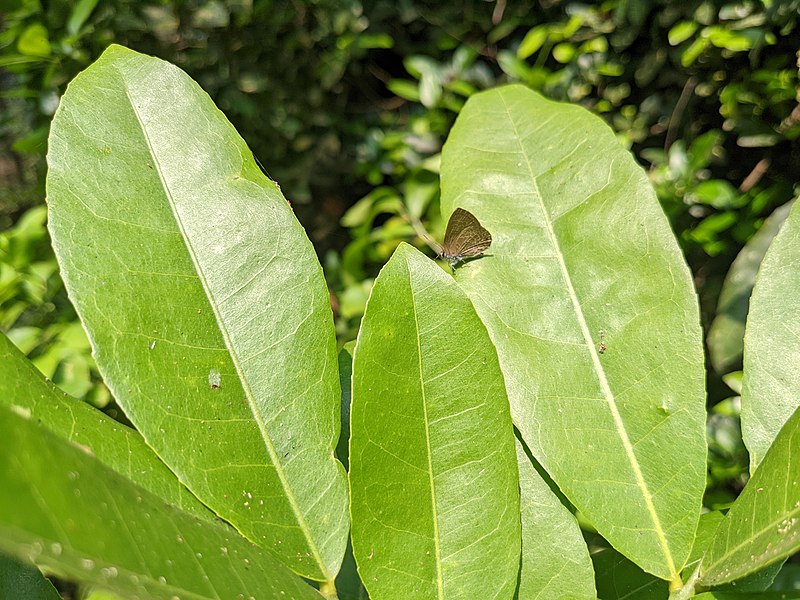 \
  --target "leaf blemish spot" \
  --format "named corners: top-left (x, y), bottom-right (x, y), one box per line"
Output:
top-left (209, 369), bottom-right (221, 389)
